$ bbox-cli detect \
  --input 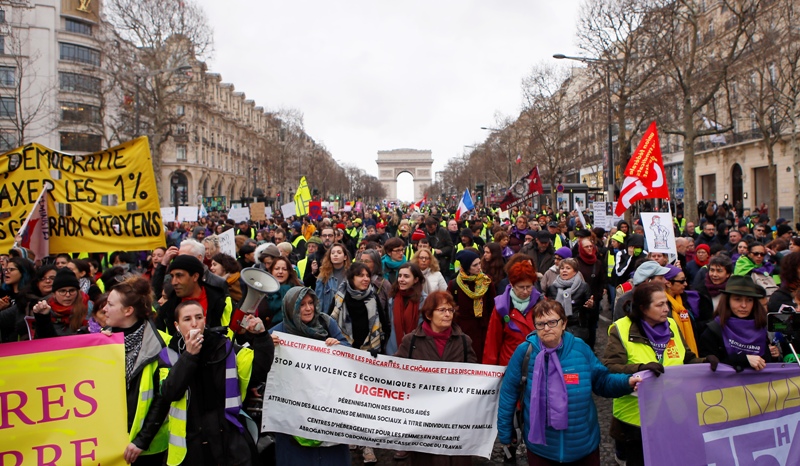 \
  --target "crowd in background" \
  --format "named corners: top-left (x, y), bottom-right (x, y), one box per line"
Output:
top-left (2, 198), bottom-right (799, 466)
